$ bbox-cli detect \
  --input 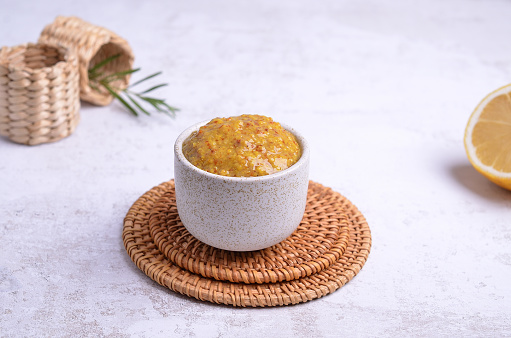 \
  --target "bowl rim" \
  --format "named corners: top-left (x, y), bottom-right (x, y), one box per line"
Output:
top-left (174, 118), bottom-right (310, 182)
